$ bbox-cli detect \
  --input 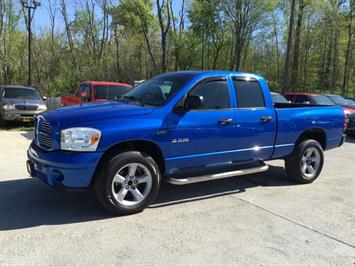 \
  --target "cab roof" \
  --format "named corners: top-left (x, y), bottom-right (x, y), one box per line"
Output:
top-left (81, 81), bottom-right (132, 87)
